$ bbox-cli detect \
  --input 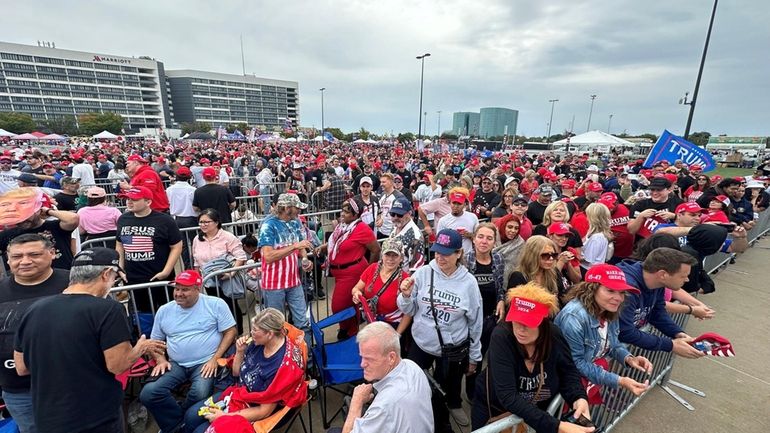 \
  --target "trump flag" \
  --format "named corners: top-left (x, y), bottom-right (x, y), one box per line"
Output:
top-left (643, 130), bottom-right (716, 171)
